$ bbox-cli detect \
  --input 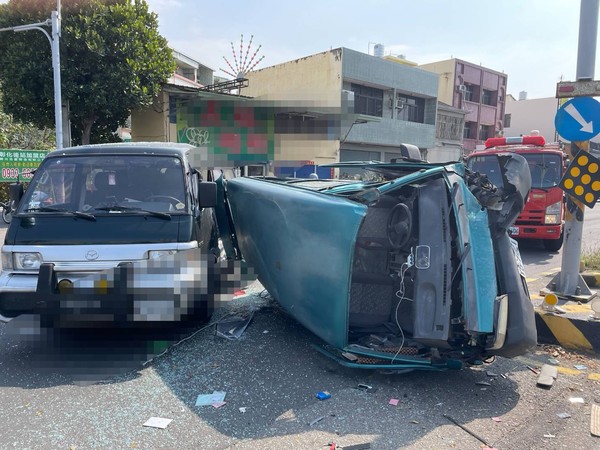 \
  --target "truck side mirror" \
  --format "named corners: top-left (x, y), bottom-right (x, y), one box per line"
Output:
top-left (198, 181), bottom-right (217, 208)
